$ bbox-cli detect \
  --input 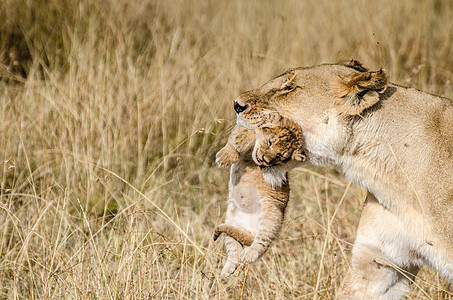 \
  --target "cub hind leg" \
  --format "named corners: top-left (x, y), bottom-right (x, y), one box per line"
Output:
top-left (221, 235), bottom-right (243, 278)
top-left (241, 192), bottom-right (289, 264)
top-left (214, 224), bottom-right (254, 278)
